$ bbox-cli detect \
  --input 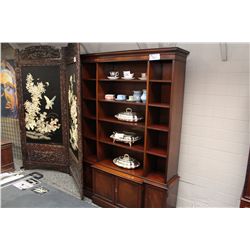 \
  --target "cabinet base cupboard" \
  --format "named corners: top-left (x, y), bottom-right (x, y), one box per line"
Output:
top-left (81, 47), bottom-right (189, 208)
